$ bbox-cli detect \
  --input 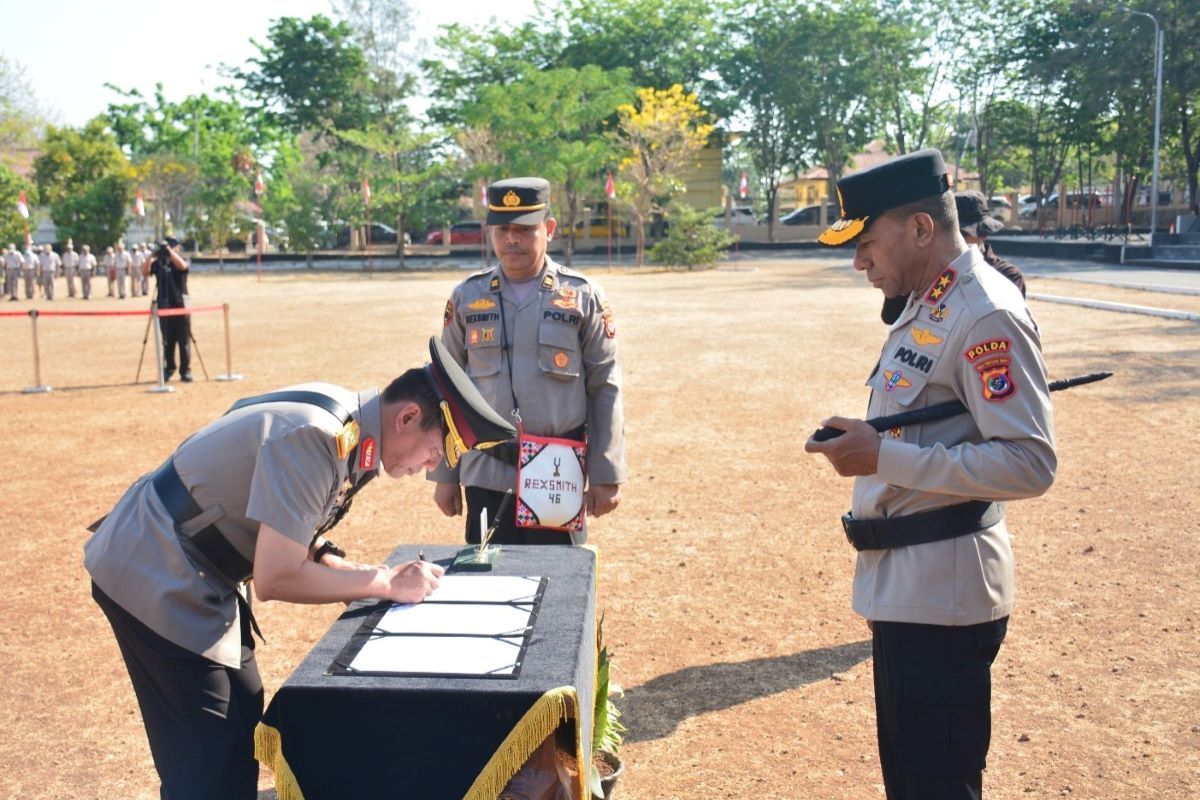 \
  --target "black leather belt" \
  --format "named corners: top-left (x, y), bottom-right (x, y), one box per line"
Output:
top-left (151, 459), bottom-right (254, 583)
top-left (842, 500), bottom-right (1004, 551)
